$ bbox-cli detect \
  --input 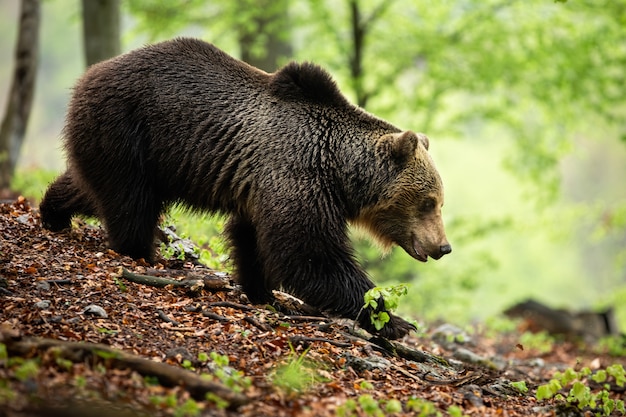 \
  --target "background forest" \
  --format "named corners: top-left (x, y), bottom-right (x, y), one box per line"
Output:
top-left (1, 0), bottom-right (625, 329)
